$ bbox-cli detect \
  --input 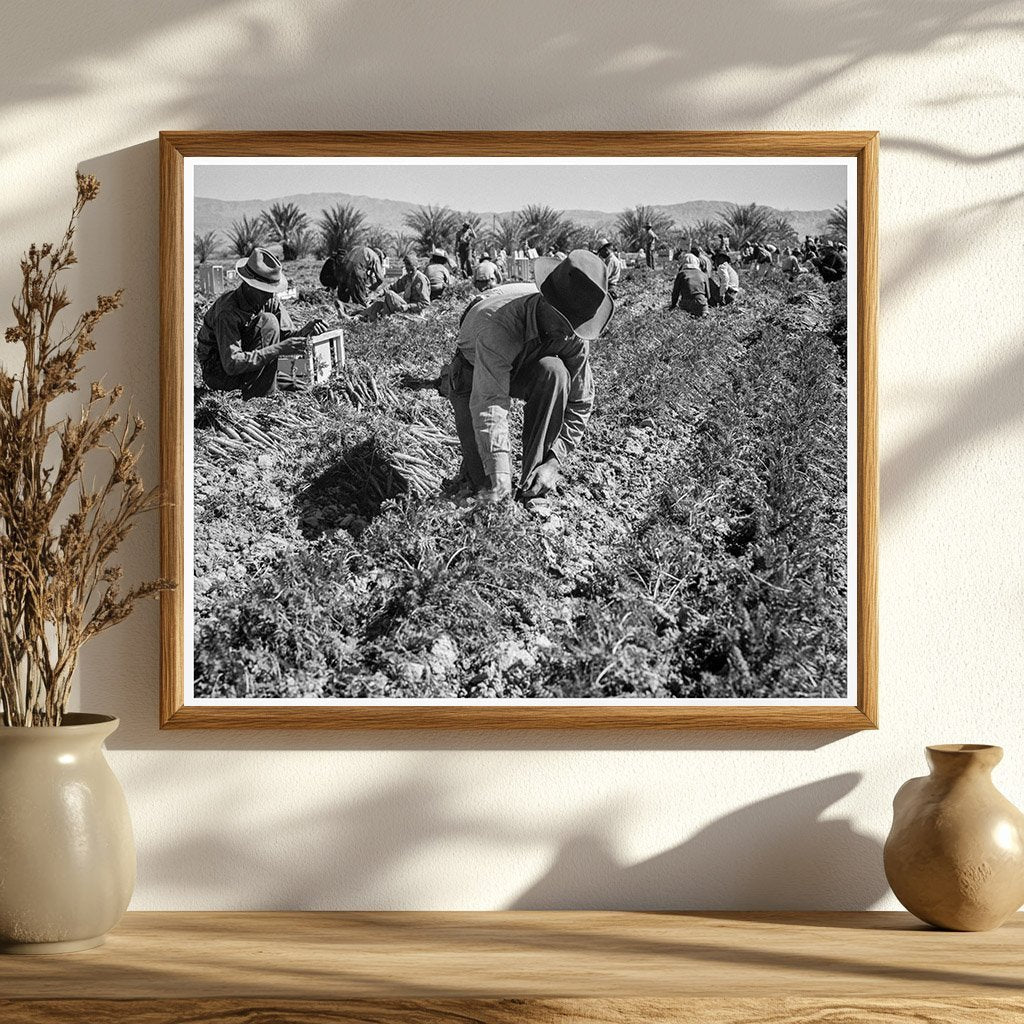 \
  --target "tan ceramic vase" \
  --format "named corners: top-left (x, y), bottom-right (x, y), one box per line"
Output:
top-left (884, 744), bottom-right (1024, 931)
top-left (0, 714), bottom-right (135, 953)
